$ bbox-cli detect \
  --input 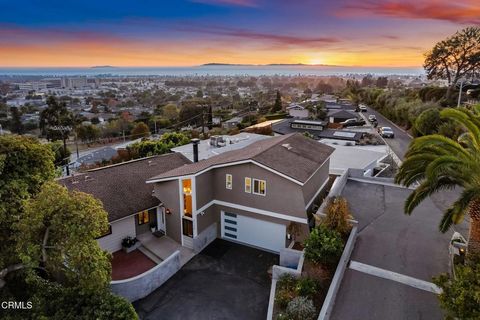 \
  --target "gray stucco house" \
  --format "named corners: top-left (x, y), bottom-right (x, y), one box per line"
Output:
top-left (147, 133), bottom-right (334, 253)
top-left (59, 153), bottom-right (190, 253)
